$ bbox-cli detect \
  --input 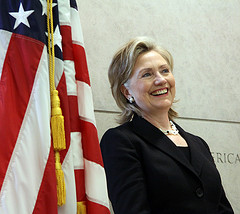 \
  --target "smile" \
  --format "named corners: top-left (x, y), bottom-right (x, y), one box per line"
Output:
top-left (151, 88), bottom-right (168, 96)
